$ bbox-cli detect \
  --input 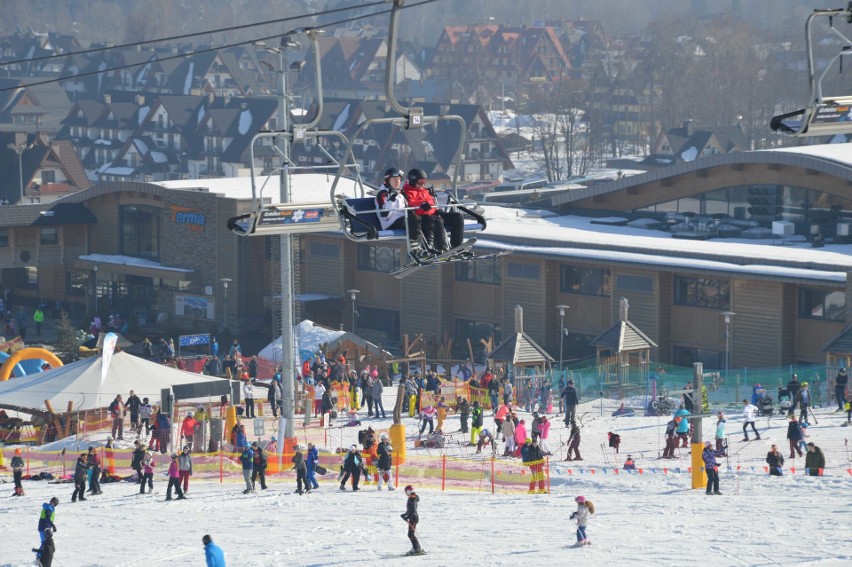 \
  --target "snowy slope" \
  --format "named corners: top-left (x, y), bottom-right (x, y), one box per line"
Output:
top-left (2, 397), bottom-right (852, 566)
